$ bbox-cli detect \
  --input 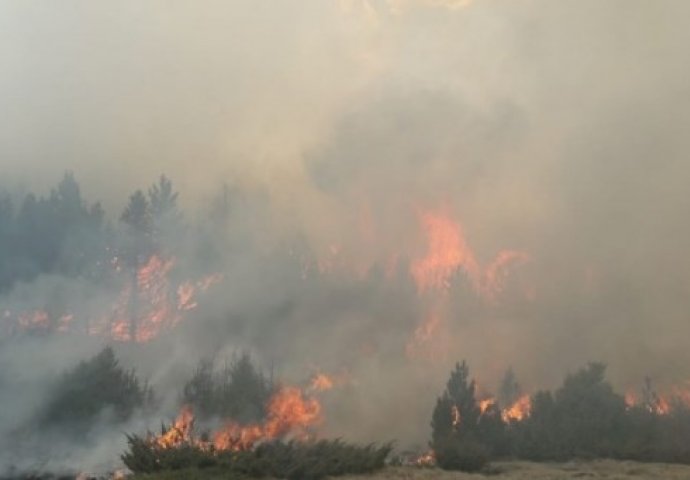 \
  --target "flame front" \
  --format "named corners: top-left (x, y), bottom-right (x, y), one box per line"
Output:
top-left (155, 405), bottom-right (196, 449)
top-left (4, 254), bottom-right (223, 343)
top-left (154, 386), bottom-right (322, 453)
